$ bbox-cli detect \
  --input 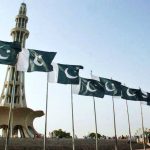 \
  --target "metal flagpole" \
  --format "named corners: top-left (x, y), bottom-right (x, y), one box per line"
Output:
top-left (125, 99), bottom-right (133, 150)
top-left (93, 96), bottom-right (98, 150)
top-left (44, 73), bottom-right (49, 150)
top-left (112, 96), bottom-right (118, 150)
top-left (5, 66), bottom-right (17, 150)
top-left (91, 71), bottom-right (98, 150)
top-left (71, 84), bottom-right (75, 150)
top-left (140, 101), bottom-right (146, 150)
